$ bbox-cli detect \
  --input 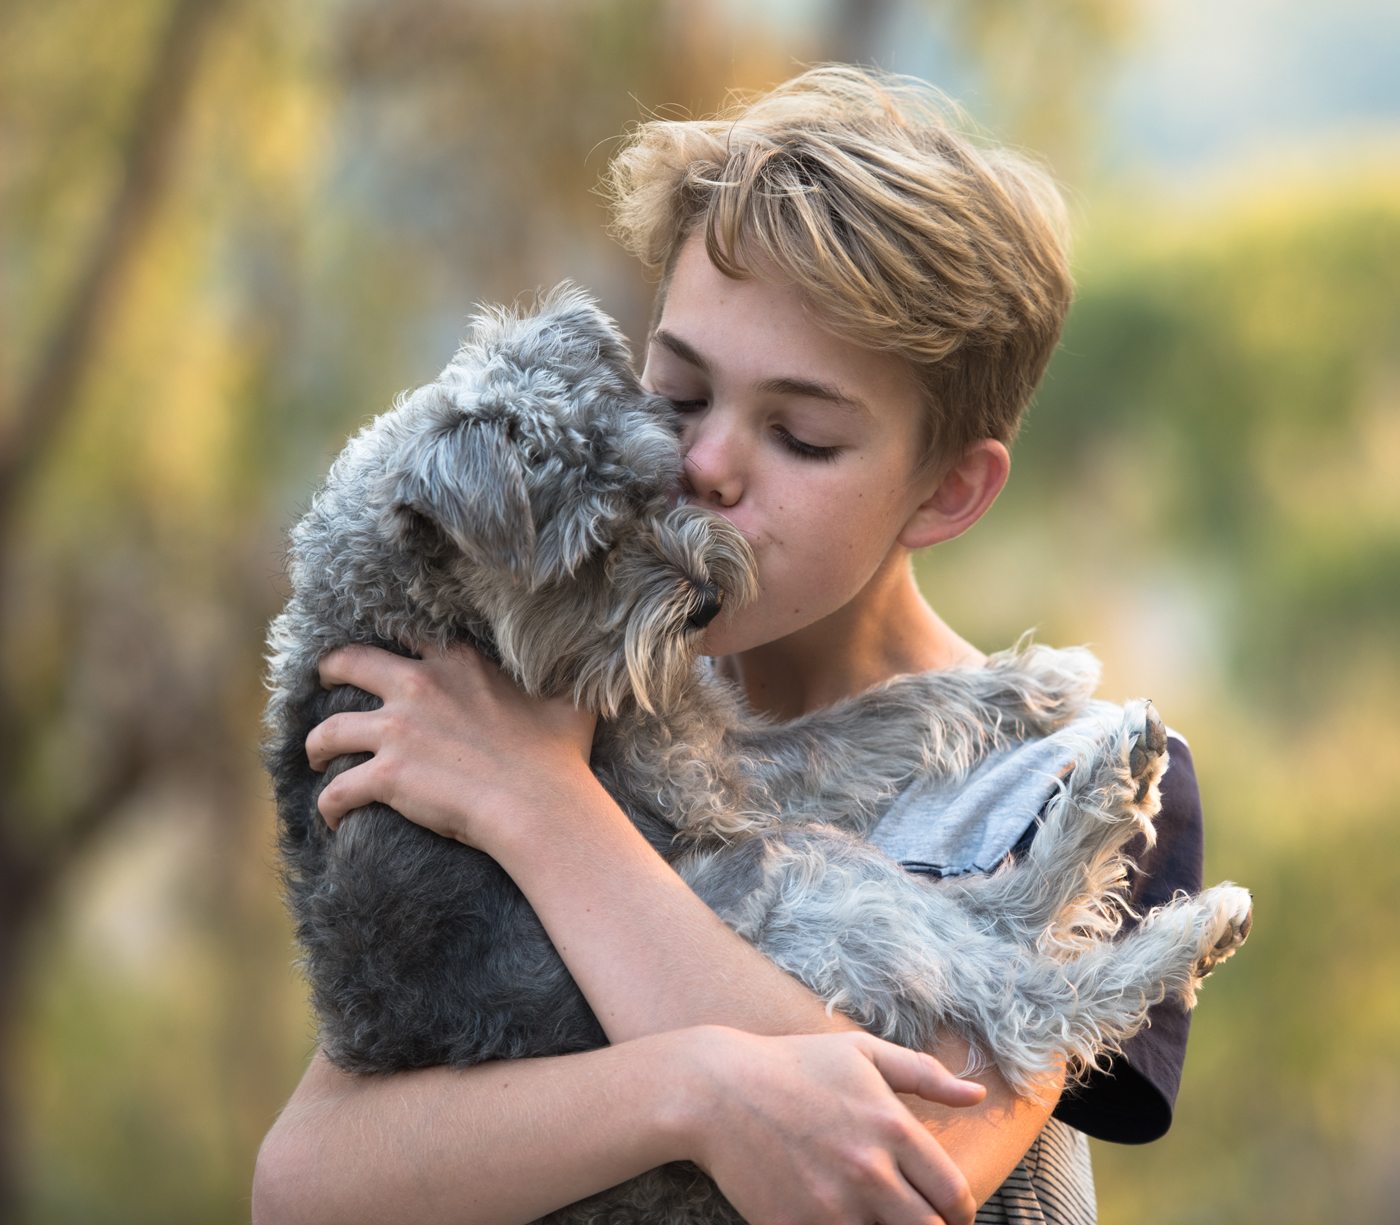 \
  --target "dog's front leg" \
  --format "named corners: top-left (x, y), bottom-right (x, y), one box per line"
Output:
top-left (940, 700), bottom-right (1168, 955)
